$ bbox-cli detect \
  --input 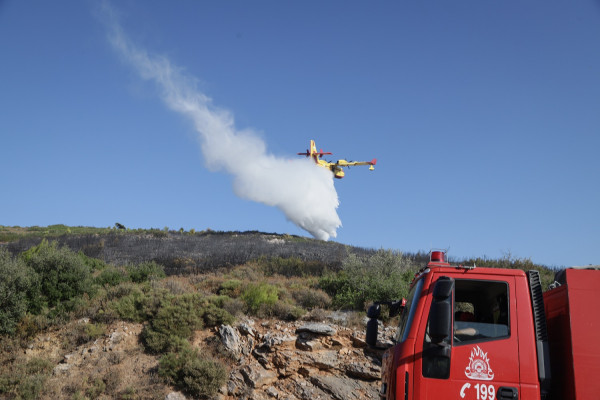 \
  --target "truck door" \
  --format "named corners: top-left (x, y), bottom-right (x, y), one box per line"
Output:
top-left (414, 276), bottom-right (521, 400)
